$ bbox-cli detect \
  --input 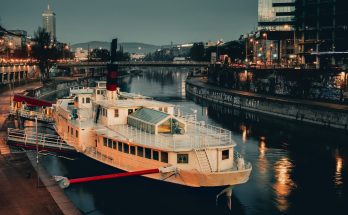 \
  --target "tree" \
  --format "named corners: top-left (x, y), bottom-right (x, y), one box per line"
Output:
top-left (190, 42), bottom-right (205, 61)
top-left (31, 27), bottom-right (51, 80)
top-left (90, 48), bottom-right (110, 61)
